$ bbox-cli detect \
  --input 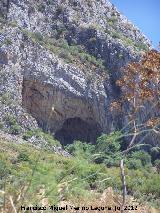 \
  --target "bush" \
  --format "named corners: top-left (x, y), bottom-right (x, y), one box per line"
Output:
top-left (96, 131), bottom-right (122, 155)
top-left (23, 129), bottom-right (60, 147)
top-left (59, 50), bottom-right (72, 62)
top-left (17, 153), bottom-right (30, 162)
top-left (0, 159), bottom-right (10, 179)
top-left (0, 92), bottom-right (12, 105)
top-left (65, 141), bottom-right (95, 160)
top-left (23, 130), bottom-right (34, 140)
top-left (34, 32), bottom-right (43, 42)
top-left (0, 139), bottom-right (160, 208)
top-left (4, 114), bottom-right (21, 135)
top-left (108, 16), bottom-right (118, 25)
top-left (103, 156), bottom-right (121, 167)
top-left (140, 174), bottom-right (160, 198)
top-left (5, 114), bottom-right (16, 126)
top-left (135, 42), bottom-right (149, 51)
top-left (9, 124), bottom-right (21, 135)
top-left (111, 31), bottom-right (121, 39)
top-left (130, 151), bottom-right (151, 167)
top-left (127, 158), bottom-right (142, 170)
top-left (93, 132), bottom-right (123, 166)
top-left (4, 38), bottom-right (12, 45)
